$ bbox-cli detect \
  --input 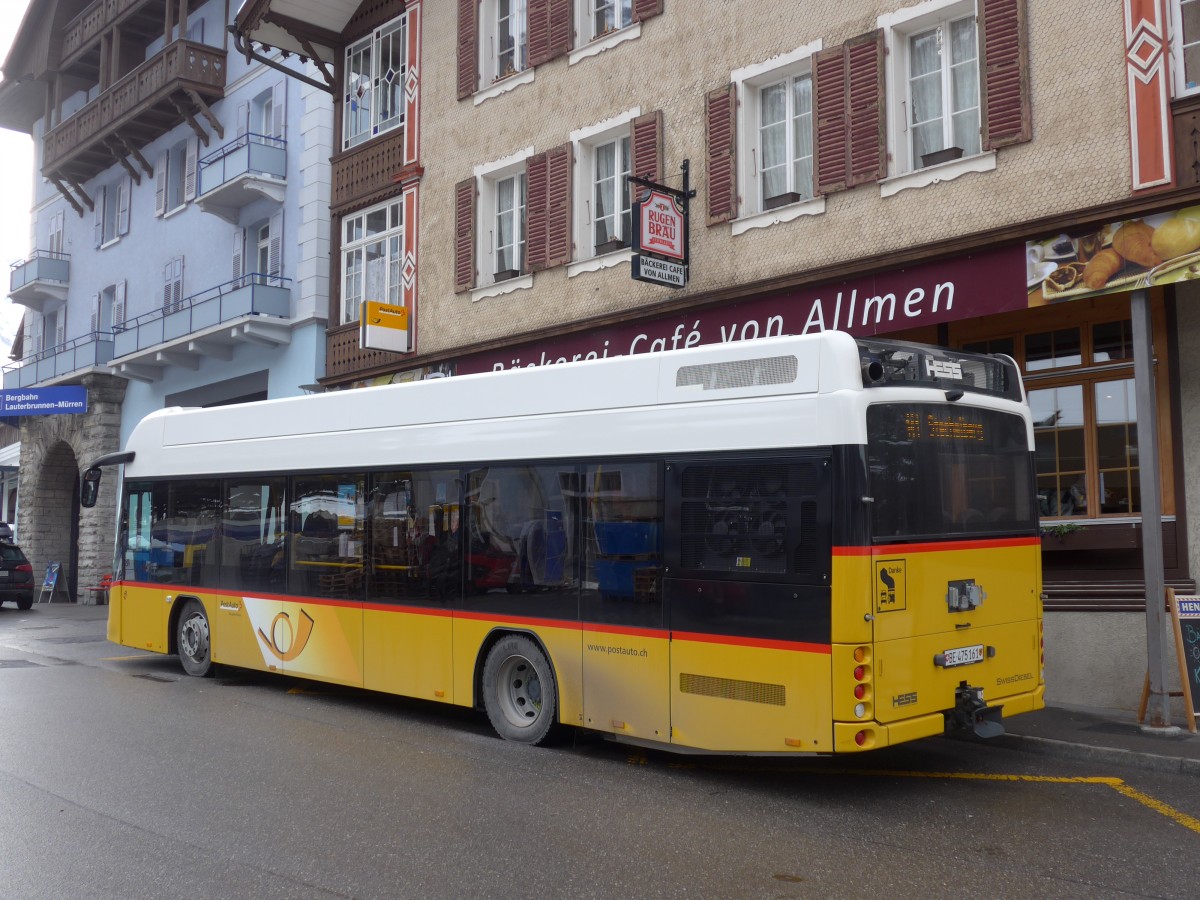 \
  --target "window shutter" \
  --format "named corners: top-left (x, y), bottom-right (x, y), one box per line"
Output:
top-left (32, 317), bottom-right (42, 354)
top-left (113, 280), bottom-right (126, 327)
top-left (118, 175), bottom-right (131, 235)
top-left (184, 137), bottom-right (198, 201)
top-left (453, 178), bottom-right (476, 292)
top-left (980, 0), bottom-right (1031, 150)
top-left (845, 30), bottom-right (885, 187)
top-left (90, 292), bottom-right (100, 332)
top-left (268, 209), bottom-right (283, 280)
top-left (232, 228), bottom-right (245, 284)
top-left (55, 316), bottom-right (64, 346)
top-left (163, 261), bottom-right (174, 309)
top-left (272, 80), bottom-right (287, 139)
top-left (529, 0), bottom-right (571, 67)
top-left (526, 151), bottom-right (549, 271)
top-left (48, 211), bottom-right (61, 254)
top-left (94, 185), bottom-right (105, 246)
top-left (705, 84), bottom-right (737, 224)
top-left (632, 0), bottom-right (663, 23)
top-left (457, 0), bottom-right (479, 100)
top-left (154, 150), bottom-right (167, 216)
top-left (544, 143), bottom-right (572, 269)
top-left (813, 44), bottom-right (849, 194)
top-left (236, 102), bottom-right (250, 138)
top-left (631, 109), bottom-right (663, 184)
